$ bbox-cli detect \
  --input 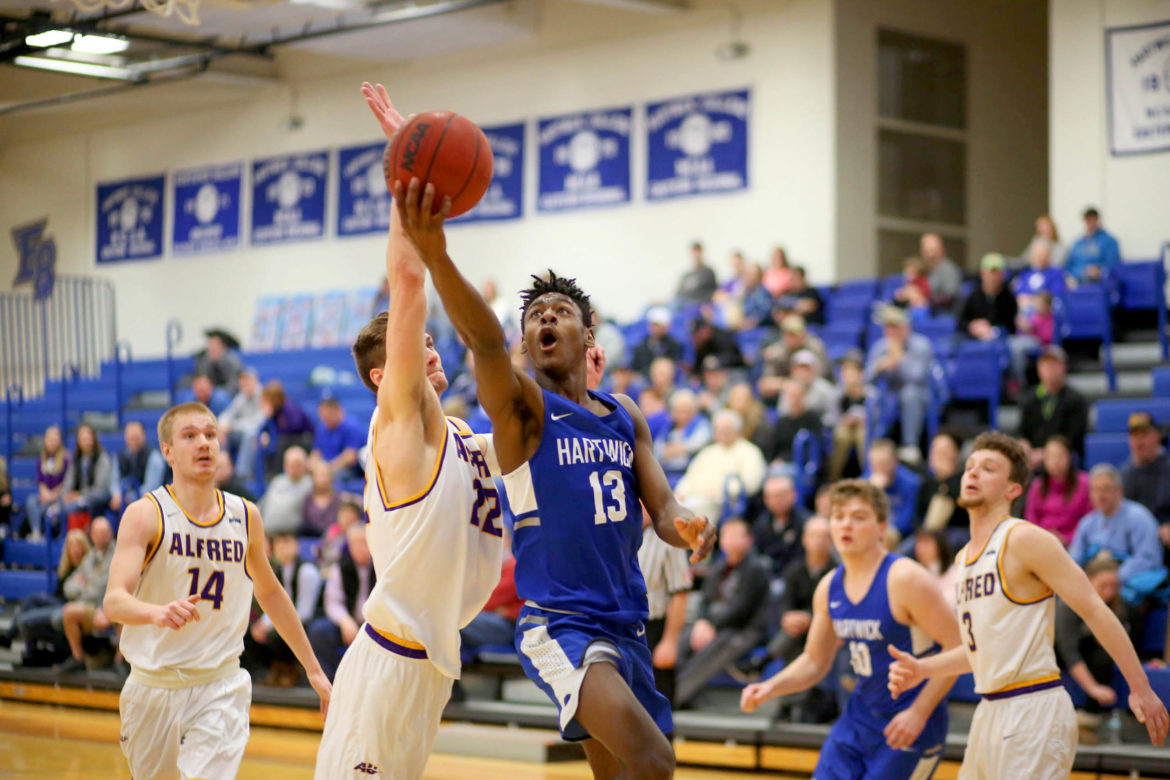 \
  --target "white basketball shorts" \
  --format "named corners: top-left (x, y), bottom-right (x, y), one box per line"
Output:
top-left (959, 685), bottom-right (1077, 780)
